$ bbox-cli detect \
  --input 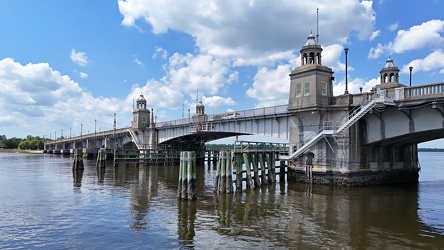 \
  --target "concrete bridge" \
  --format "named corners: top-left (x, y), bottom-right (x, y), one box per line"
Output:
top-left (45, 33), bottom-right (444, 186)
